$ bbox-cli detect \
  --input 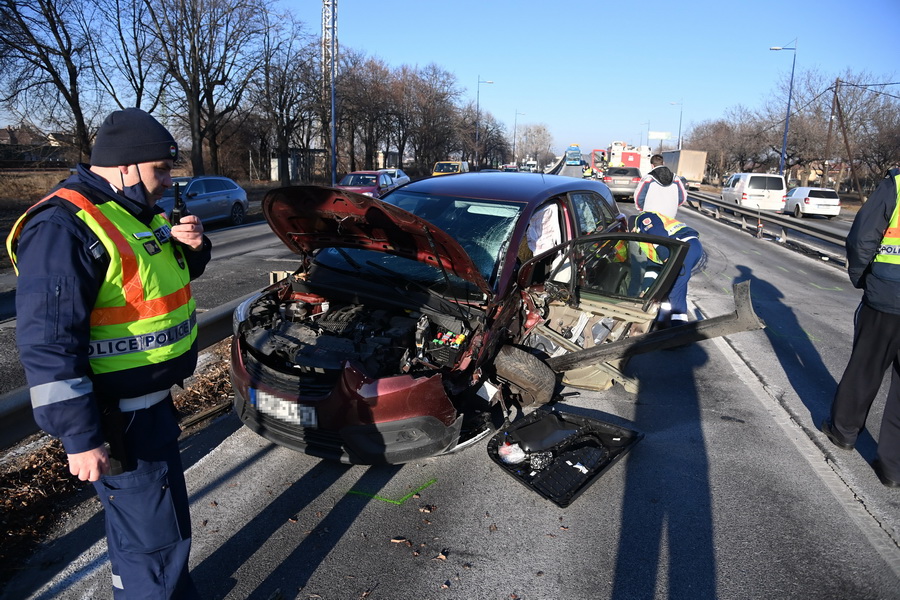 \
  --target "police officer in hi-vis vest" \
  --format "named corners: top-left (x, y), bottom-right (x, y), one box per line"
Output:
top-left (630, 210), bottom-right (703, 329)
top-left (7, 108), bottom-right (211, 597)
top-left (822, 169), bottom-right (900, 488)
